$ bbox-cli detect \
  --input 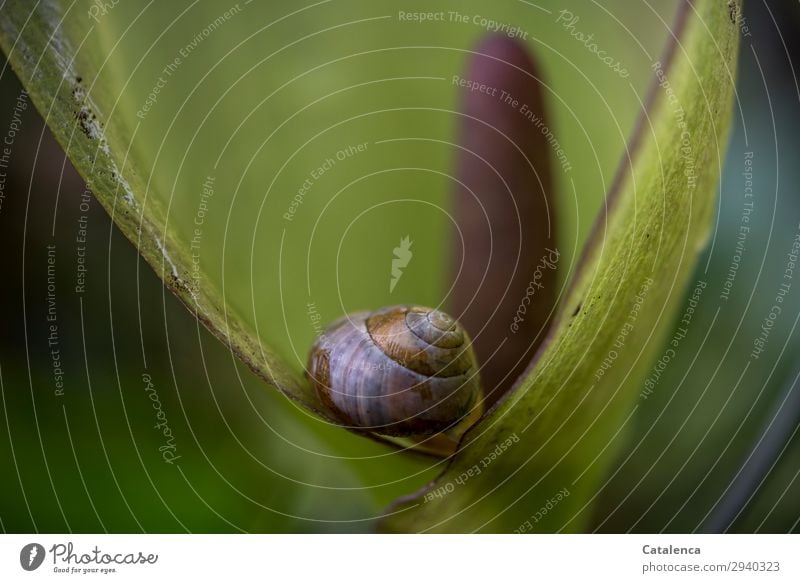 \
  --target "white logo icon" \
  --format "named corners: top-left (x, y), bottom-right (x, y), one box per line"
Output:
top-left (390, 236), bottom-right (413, 293)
